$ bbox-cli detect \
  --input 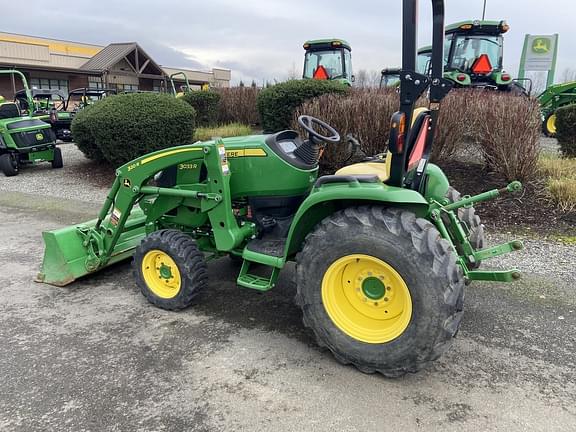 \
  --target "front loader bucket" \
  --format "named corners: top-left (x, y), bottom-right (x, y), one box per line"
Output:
top-left (37, 209), bottom-right (147, 287)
